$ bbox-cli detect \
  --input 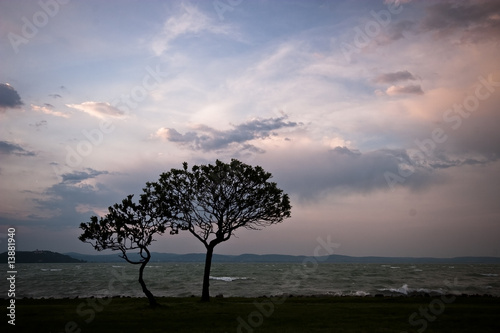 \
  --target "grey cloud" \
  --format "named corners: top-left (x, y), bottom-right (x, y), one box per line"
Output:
top-left (61, 168), bottom-right (109, 184)
top-left (382, 1), bottom-right (500, 44)
top-left (374, 70), bottom-right (416, 84)
top-left (29, 168), bottom-right (114, 228)
top-left (385, 20), bottom-right (415, 41)
top-left (0, 83), bottom-right (23, 111)
top-left (160, 116), bottom-right (299, 152)
top-left (386, 84), bottom-right (424, 95)
top-left (30, 120), bottom-right (48, 129)
top-left (272, 142), bottom-right (500, 200)
top-left (421, 1), bottom-right (500, 33)
top-left (49, 94), bottom-right (62, 99)
top-left (331, 146), bottom-right (361, 156)
top-left (392, 1), bottom-right (500, 43)
top-left (268, 146), bottom-right (439, 200)
top-left (0, 141), bottom-right (35, 156)
top-left (425, 151), bottom-right (499, 170)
